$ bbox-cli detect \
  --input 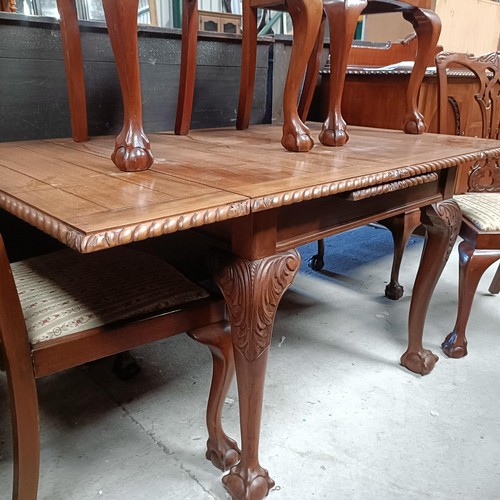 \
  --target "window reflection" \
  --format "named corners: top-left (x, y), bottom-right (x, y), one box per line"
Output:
top-left (13, 0), bottom-right (153, 23)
